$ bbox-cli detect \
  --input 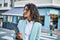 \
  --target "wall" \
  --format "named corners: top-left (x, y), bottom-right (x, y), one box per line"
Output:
top-left (38, 8), bottom-right (50, 30)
